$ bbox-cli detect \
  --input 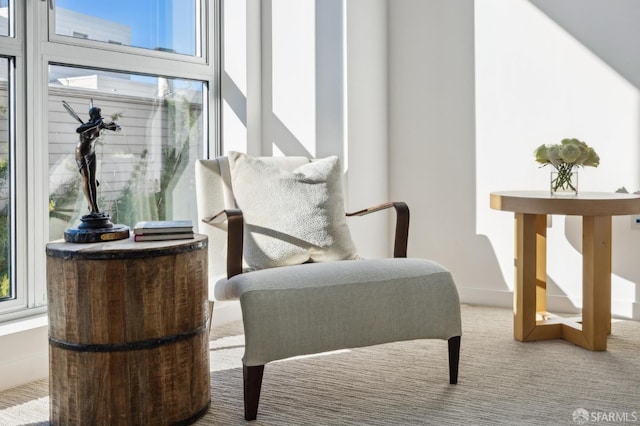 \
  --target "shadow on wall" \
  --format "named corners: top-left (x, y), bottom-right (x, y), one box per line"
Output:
top-left (564, 215), bottom-right (640, 310)
top-left (529, 0), bottom-right (640, 90)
